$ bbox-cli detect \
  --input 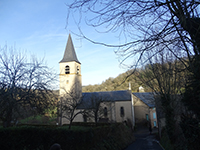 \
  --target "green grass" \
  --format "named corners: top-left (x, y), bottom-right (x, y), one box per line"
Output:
top-left (19, 115), bottom-right (57, 125)
top-left (19, 115), bottom-right (42, 124)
